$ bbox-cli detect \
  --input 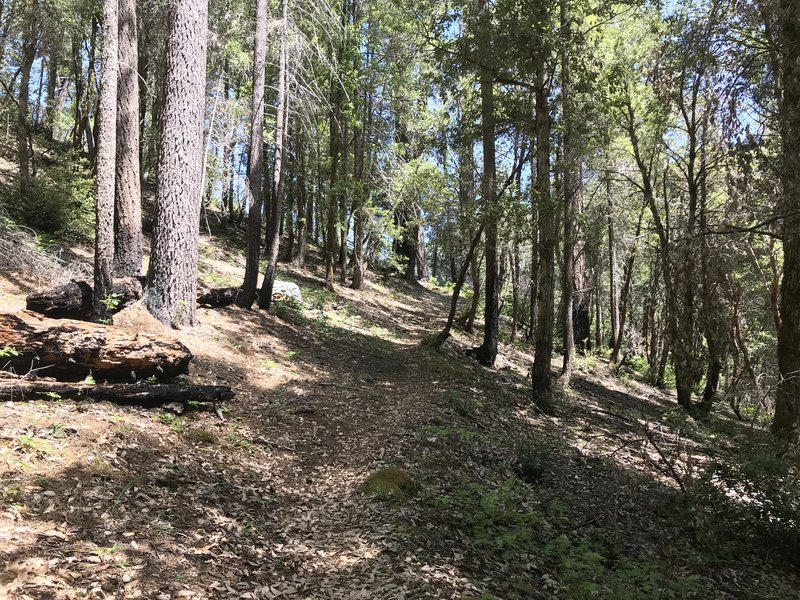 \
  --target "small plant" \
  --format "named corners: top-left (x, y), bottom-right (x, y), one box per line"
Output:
top-left (17, 435), bottom-right (53, 455)
top-left (48, 423), bottom-right (65, 438)
top-left (100, 292), bottom-right (123, 312)
top-left (157, 413), bottom-right (184, 433)
top-left (151, 521), bottom-right (173, 536)
top-left (93, 545), bottom-right (123, 557)
top-left (0, 346), bottom-right (20, 358)
top-left (1, 484), bottom-right (22, 503)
